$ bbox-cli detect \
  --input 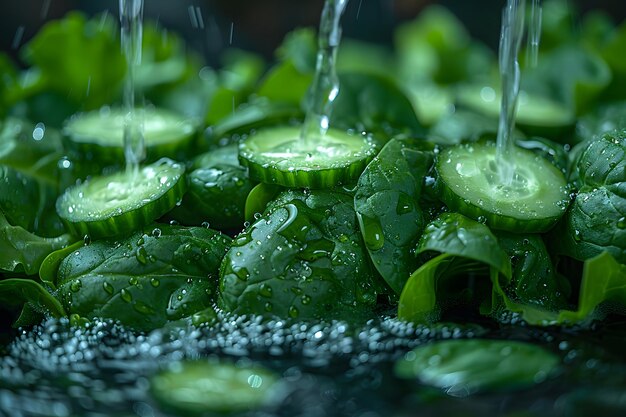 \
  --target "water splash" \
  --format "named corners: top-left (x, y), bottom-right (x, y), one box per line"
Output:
top-left (119, 0), bottom-right (145, 175)
top-left (300, 0), bottom-right (349, 143)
